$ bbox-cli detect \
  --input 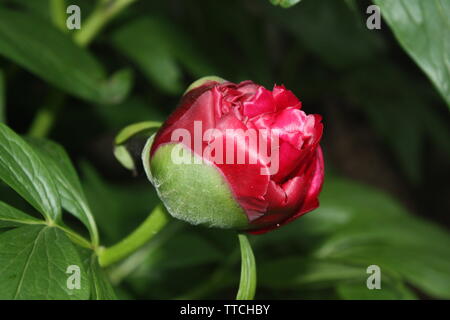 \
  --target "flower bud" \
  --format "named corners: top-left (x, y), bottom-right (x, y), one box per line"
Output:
top-left (144, 77), bottom-right (324, 234)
